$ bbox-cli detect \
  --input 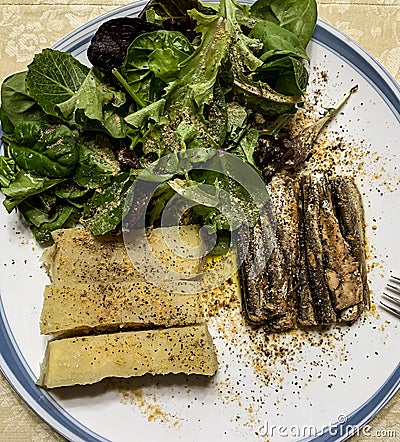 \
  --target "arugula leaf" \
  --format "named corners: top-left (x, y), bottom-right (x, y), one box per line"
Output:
top-left (231, 128), bottom-right (260, 169)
